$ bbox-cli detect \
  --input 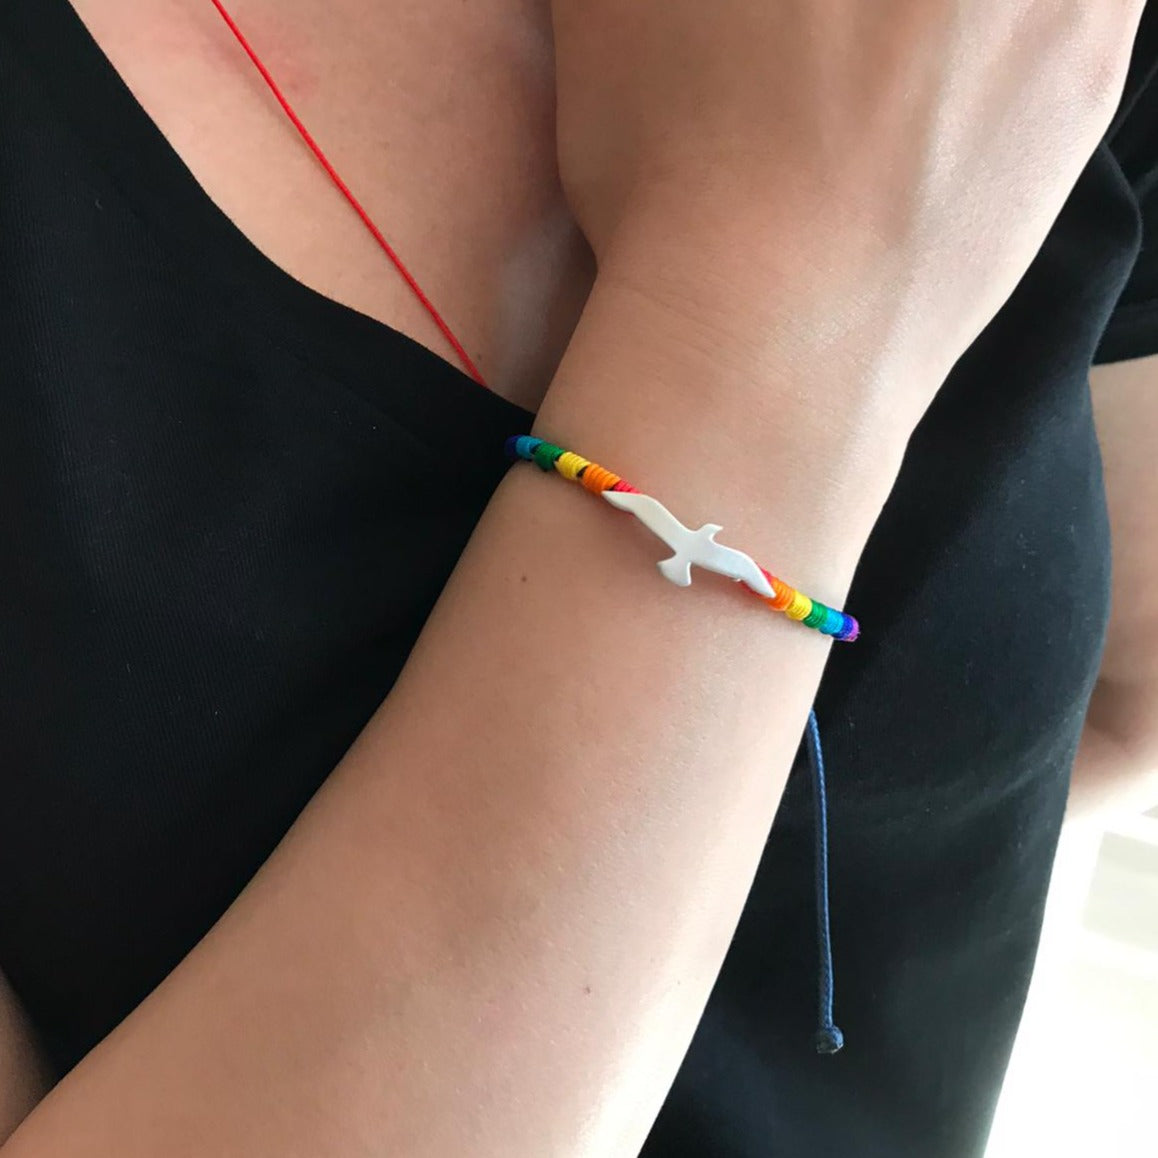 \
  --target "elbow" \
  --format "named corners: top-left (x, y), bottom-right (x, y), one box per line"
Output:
top-left (1086, 677), bottom-right (1158, 772)
top-left (1071, 677), bottom-right (1158, 822)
